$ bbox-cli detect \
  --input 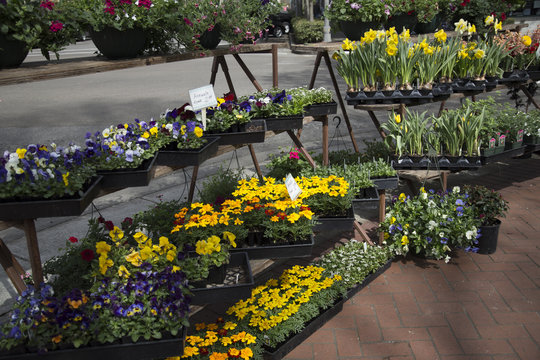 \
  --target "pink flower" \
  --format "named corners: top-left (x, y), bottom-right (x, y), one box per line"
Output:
top-left (184, 18), bottom-right (193, 26)
top-left (289, 151), bottom-right (300, 160)
top-left (40, 1), bottom-right (54, 10)
top-left (49, 21), bottom-right (63, 33)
